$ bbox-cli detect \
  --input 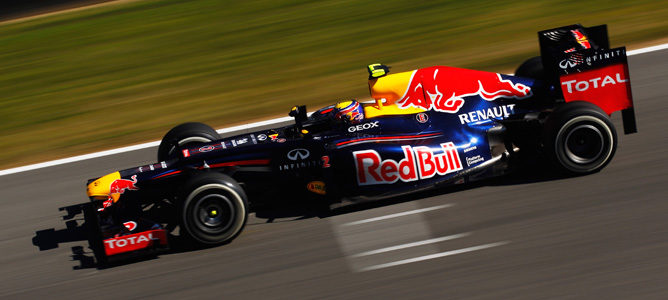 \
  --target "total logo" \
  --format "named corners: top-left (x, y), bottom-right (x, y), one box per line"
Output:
top-left (123, 221), bottom-right (137, 231)
top-left (561, 73), bottom-right (629, 94)
top-left (348, 121), bottom-right (379, 133)
top-left (353, 143), bottom-right (462, 185)
top-left (103, 229), bottom-right (168, 256)
top-left (561, 73), bottom-right (628, 93)
top-left (104, 232), bottom-right (155, 249)
top-left (458, 104), bottom-right (516, 124)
